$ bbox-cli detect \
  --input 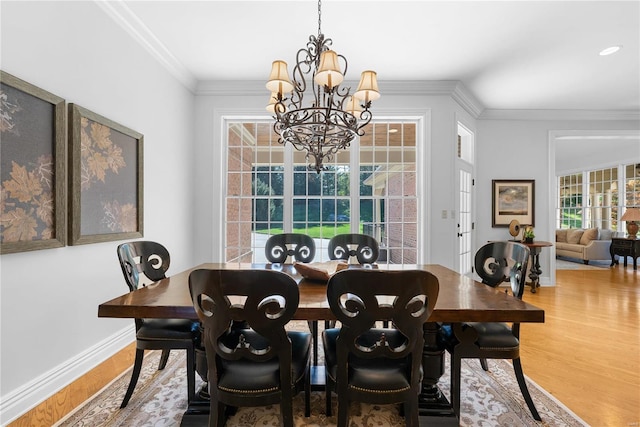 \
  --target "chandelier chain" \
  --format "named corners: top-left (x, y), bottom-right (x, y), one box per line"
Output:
top-left (318, 0), bottom-right (322, 36)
